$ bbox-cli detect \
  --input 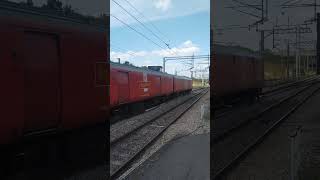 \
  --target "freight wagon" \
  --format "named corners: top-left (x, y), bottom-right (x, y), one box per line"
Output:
top-left (0, 1), bottom-right (108, 175)
top-left (211, 44), bottom-right (264, 108)
top-left (110, 62), bottom-right (192, 112)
